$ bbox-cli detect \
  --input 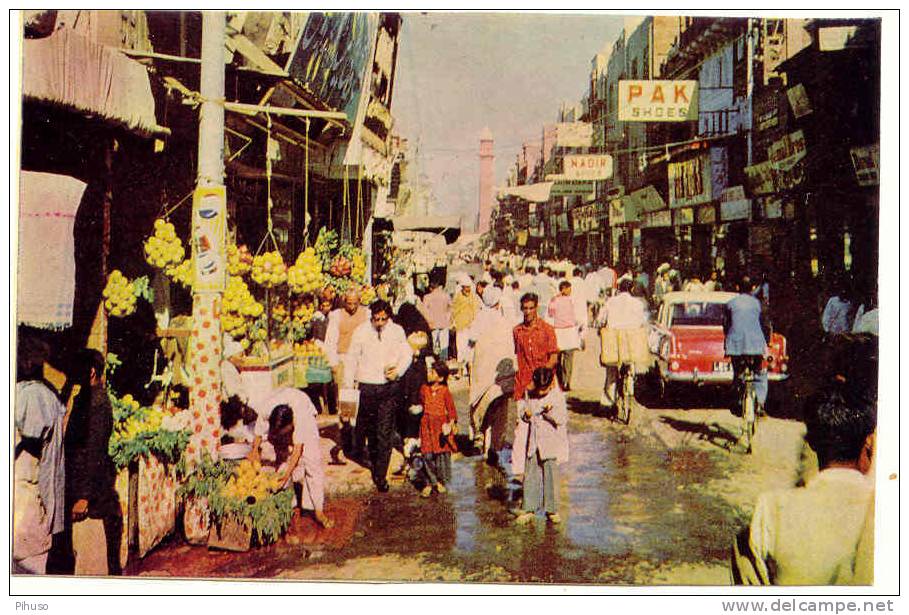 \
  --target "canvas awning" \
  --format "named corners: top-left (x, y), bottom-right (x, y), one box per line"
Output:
top-left (17, 171), bottom-right (88, 330)
top-left (22, 28), bottom-right (162, 136)
top-left (497, 182), bottom-right (554, 203)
